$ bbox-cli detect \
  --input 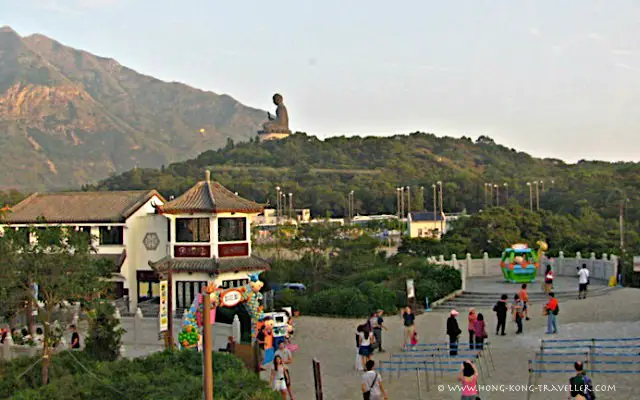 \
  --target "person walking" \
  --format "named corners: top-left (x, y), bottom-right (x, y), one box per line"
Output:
top-left (446, 310), bottom-right (462, 356)
top-left (544, 265), bottom-right (554, 294)
top-left (458, 360), bottom-right (479, 400)
top-left (473, 313), bottom-right (487, 350)
top-left (569, 361), bottom-right (595, 399)
top-left (402, 306), bottom-right (415, 350)
top-left (518, 283), bottom-right (530, 320)
top-left (544, 292), bottom-right (559, 334)
top-left (361, 360), bottom-right (388, 400)
top-left (371, 310), bottom-right (386, 353)
top-left (358, 325), bottom-right (375, 370)
top-left (512, 294), bottom-right (524, 334)
top-left (275, 341), bottom-right (294, 399)
top-left (578, 264), bottom-right (590, 299)
top-left (271, 355), bottom-right (290, 399)
top-left (493, 294), bottom-right (508, 336)
top-left (467, 308), bottom-right (477, 350)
